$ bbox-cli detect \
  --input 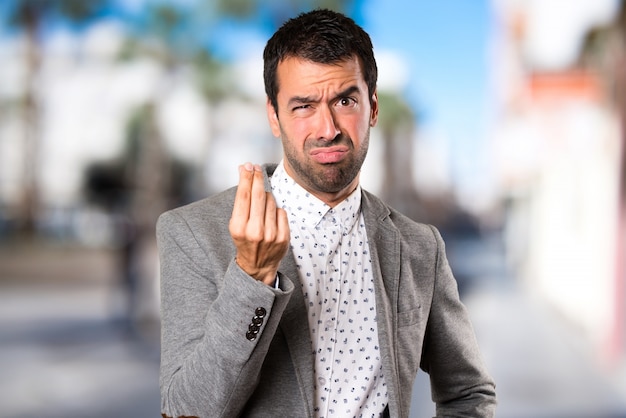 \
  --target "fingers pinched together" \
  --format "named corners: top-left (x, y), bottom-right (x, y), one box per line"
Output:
top-left (229, 163), bottom-right (290, 285)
